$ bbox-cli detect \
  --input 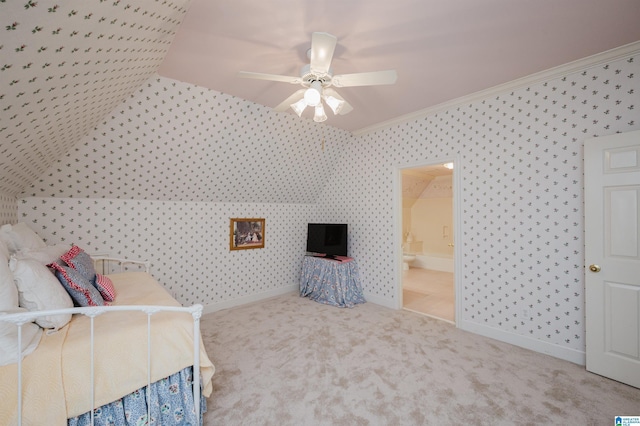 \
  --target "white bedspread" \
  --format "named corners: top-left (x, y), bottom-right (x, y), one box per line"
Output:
top-left (0, 271), bottom-right (215, 424)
